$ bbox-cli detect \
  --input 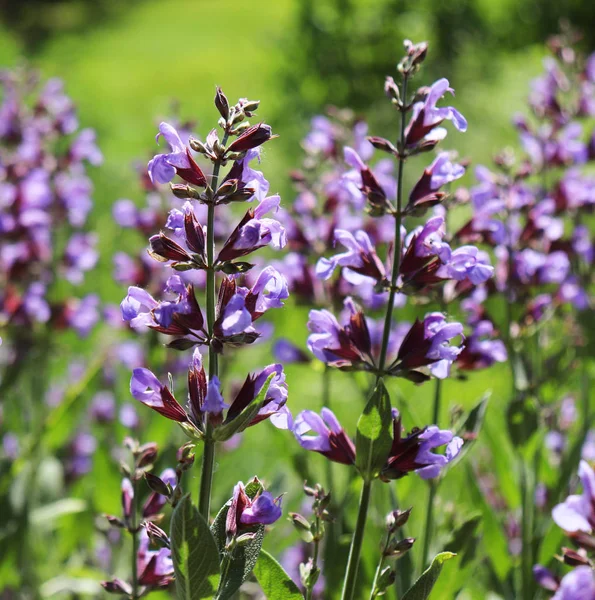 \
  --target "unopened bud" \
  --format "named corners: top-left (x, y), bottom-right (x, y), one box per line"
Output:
top-left (368, 136), bottom-right (398, 155)
top-left (289, 512), bottom-right (314, 543)
top-left (384, 76), bottom-right (401, 103)
top-left (144, 521), bottom-right (170, 548)
top-left (241, 99), bottom-right (260, 115)
top-left (177, 442), bottom-right (196, 468)
top-left (299, 559), bottom-right (320, 589)
top-left (385, 537), bottom-right (415, 557)
top-left (105, 514), bottom-right (125, 528)
top-left (229, 121), bottom-right (251, 136)
top-left (562, 547), bottom-right (591, 567)
top-left (101, 579), bottom-right (132, 595)
top-left (215, 87), bottom-right (230, 121)
top-left (375, 565), bottom-right (396, 594)
top-left (227, 123), bottom-right (275, 153)
top-left (189, 138), bottom-right (207, 153)
top-left (145, 472), bottom-right (172, 497)
top-left (170, 183), bottom-right (200, 200)
top-left (136, 442), bottom-right (159, 468)
top-left (386, 508), bottom-right (412, 532)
